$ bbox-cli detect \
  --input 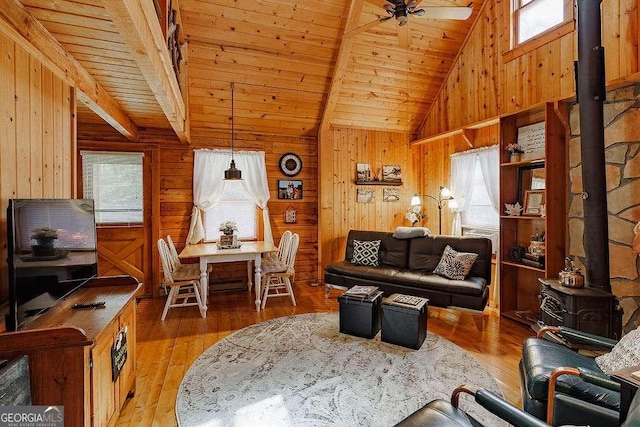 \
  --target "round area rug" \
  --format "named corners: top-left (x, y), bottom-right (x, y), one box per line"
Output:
top-left (176, 312), bottom-right (506, 427)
